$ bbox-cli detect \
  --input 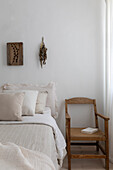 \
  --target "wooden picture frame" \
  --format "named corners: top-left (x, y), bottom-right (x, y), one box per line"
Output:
top-left (7, 42), bottom-right (23, 65)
